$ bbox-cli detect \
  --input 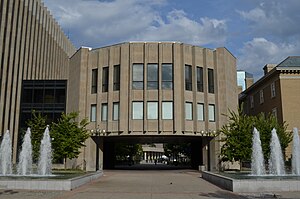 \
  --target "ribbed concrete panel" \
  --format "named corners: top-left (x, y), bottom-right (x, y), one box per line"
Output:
top-left (0, 0), bottom-right (76, 163)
